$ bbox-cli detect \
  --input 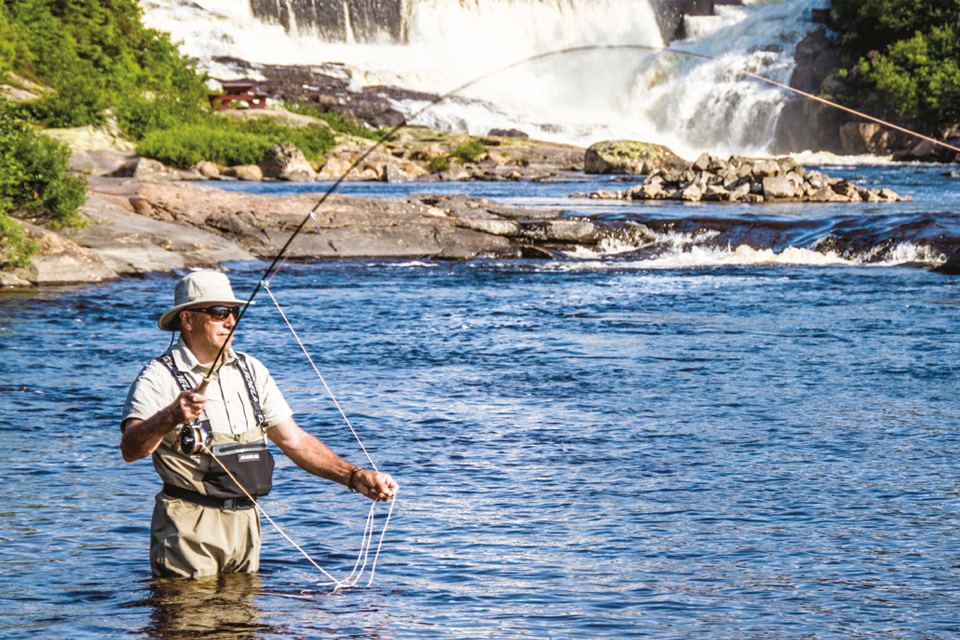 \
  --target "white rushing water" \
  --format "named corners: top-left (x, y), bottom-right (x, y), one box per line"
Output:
top-left (140, 0), bottom-right (823, 157)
